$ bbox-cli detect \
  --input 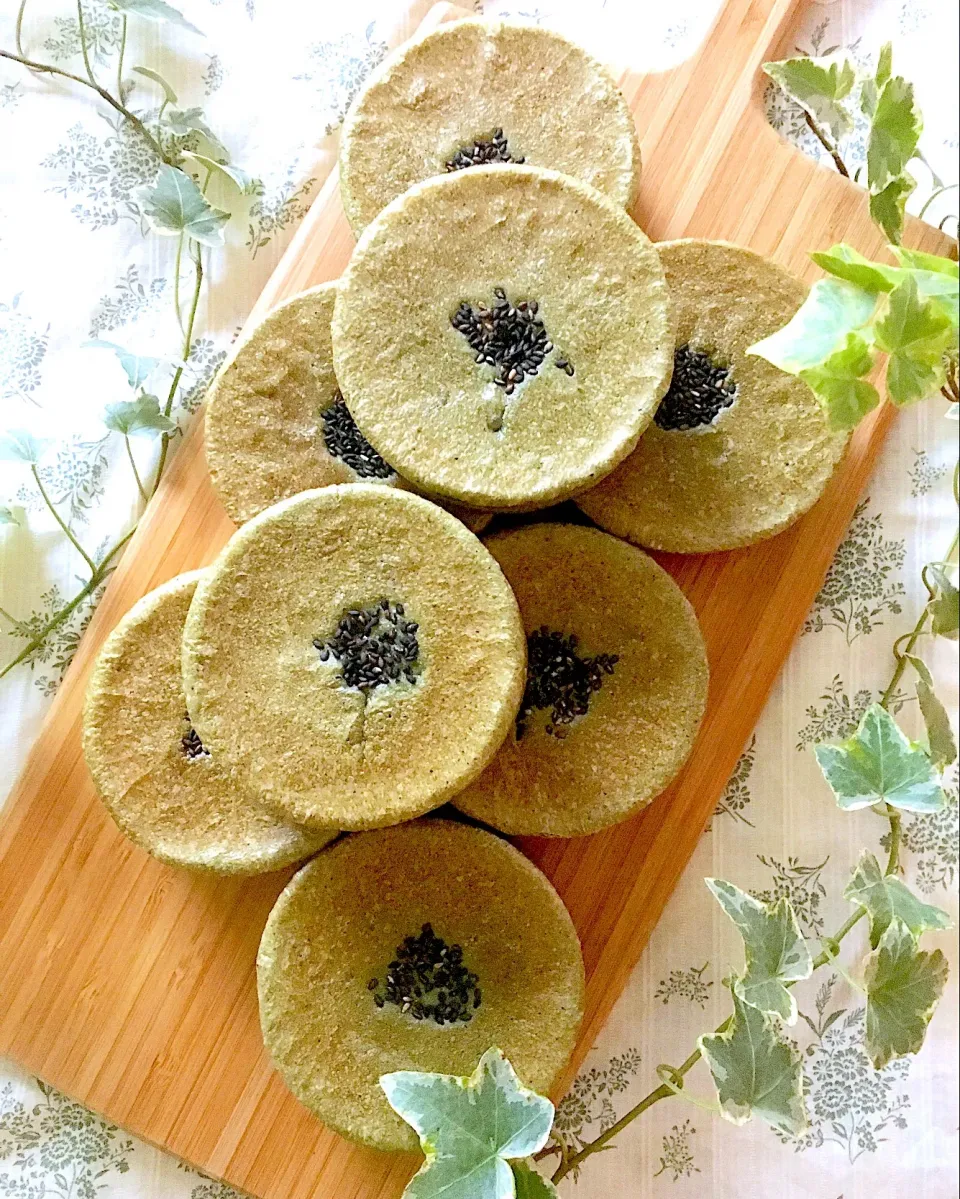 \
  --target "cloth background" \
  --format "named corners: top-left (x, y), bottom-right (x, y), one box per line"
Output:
top-left (0, 1), bottom-right (957, 1196)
